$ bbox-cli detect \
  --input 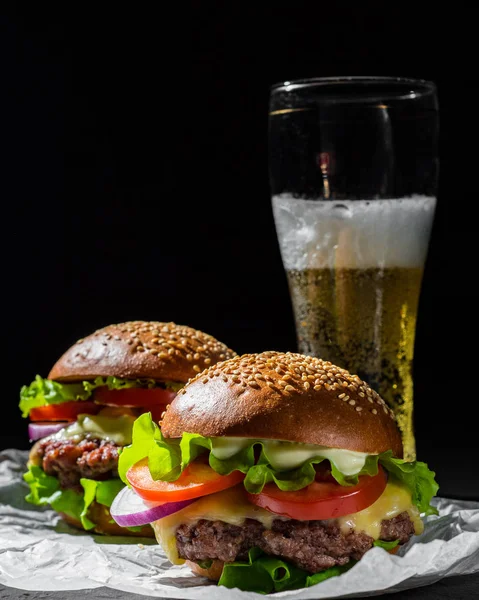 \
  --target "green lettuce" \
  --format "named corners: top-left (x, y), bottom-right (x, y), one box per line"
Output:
top-left (24, 464), bottom-right (125, 530)
top-left (118, 412), bottom-right (181, 483)
top-left (373, 539), bottom-right (400, 551)
top-left (118, 413), bottom-right (439, 514)
top-left (218, 547), bottom-right (356, 593)
top-left (19, 375), bottom-right (182, 418)
top-left (19, 376), bottom-right (89, 417)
